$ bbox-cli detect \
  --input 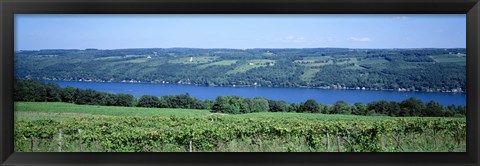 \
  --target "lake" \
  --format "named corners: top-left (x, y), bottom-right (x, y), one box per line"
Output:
top-left (48, 81), bottom-right (466, 106)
